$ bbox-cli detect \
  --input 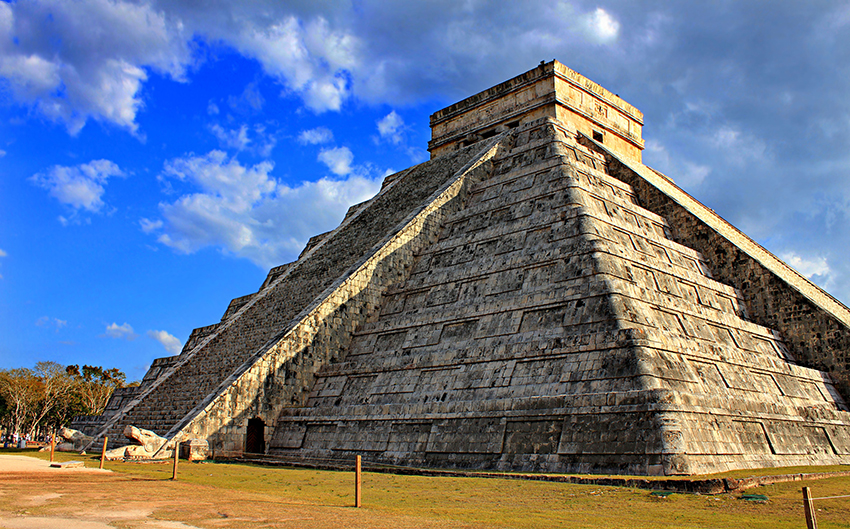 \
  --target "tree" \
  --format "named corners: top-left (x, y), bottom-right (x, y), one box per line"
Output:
top-left (0, 392), bottom-right (8, 426)
top-left (44, 385), bottom-right (87, 433)
top-left (27, 361), bottom-right (76, 437)
top-left (0, 368), bottom-right (40, 436)
top-left (0, 362), bottom-right (129, 436)
top-left (0, 391), bottom-right (9, 439)
top-left (66, 364), bottom-right (126, 416)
